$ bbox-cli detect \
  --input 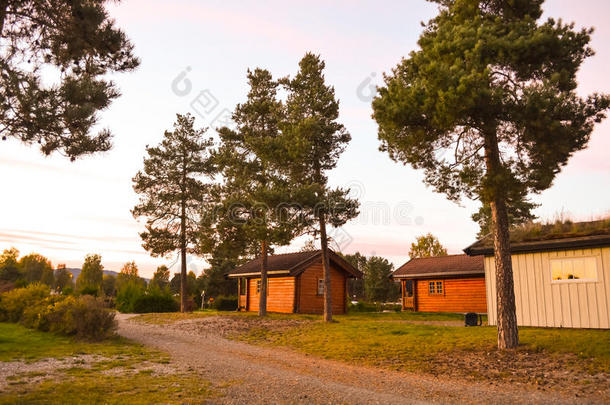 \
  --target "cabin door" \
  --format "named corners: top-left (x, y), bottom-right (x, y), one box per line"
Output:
top-left (238, 278), bottom-right (248, 311)
top-left (402, 280), bottom-right (416, 311)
